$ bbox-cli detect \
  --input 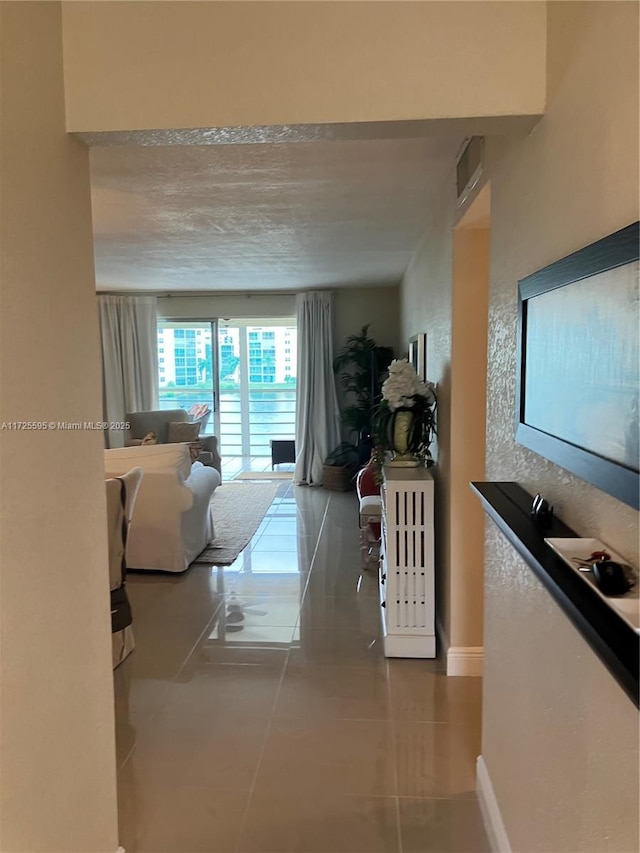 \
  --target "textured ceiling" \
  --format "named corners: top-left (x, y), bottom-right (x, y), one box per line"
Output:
top-left (89, 130), bottom-right (462, 293)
